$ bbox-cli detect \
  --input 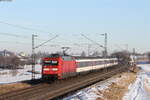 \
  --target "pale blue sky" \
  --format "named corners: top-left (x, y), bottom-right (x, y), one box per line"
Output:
top-left (0, 0), bottom-right (150, 54)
